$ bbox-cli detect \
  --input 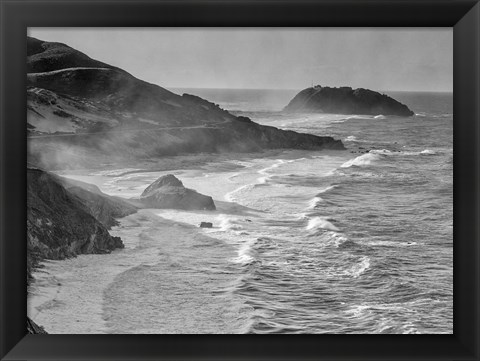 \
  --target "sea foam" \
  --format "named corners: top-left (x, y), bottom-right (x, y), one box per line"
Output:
top-left (341, 153), bottom-right (382, 168)
top-left (306, 217), bottom-right (339, 232)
